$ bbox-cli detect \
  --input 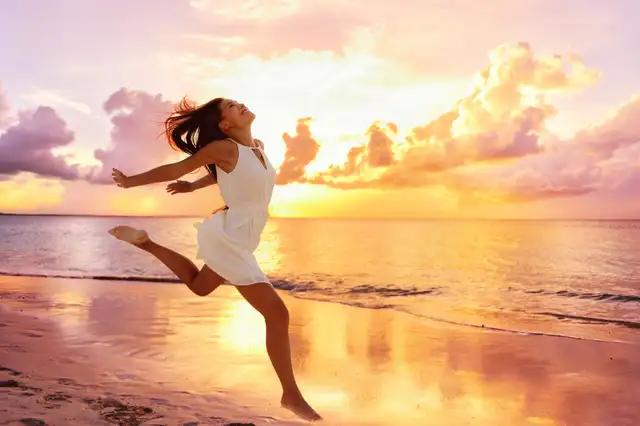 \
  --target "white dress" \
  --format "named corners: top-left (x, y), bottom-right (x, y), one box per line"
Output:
top-left (194, 138), bottom-right (276, 285)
